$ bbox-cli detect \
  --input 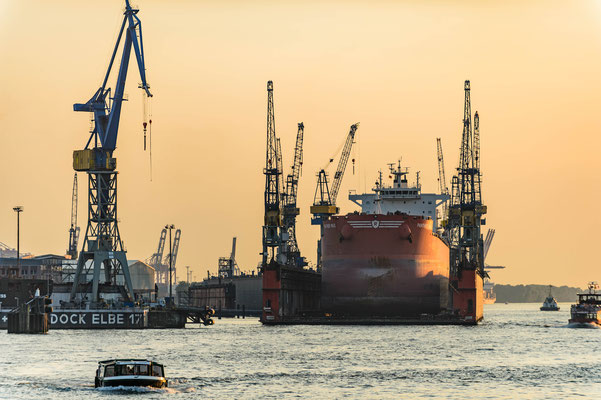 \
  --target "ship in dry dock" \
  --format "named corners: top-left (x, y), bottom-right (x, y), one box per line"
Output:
top-left (260, 80), bottom-right (488, 325)
top-left (321, 162), bottom-right (449, 317)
